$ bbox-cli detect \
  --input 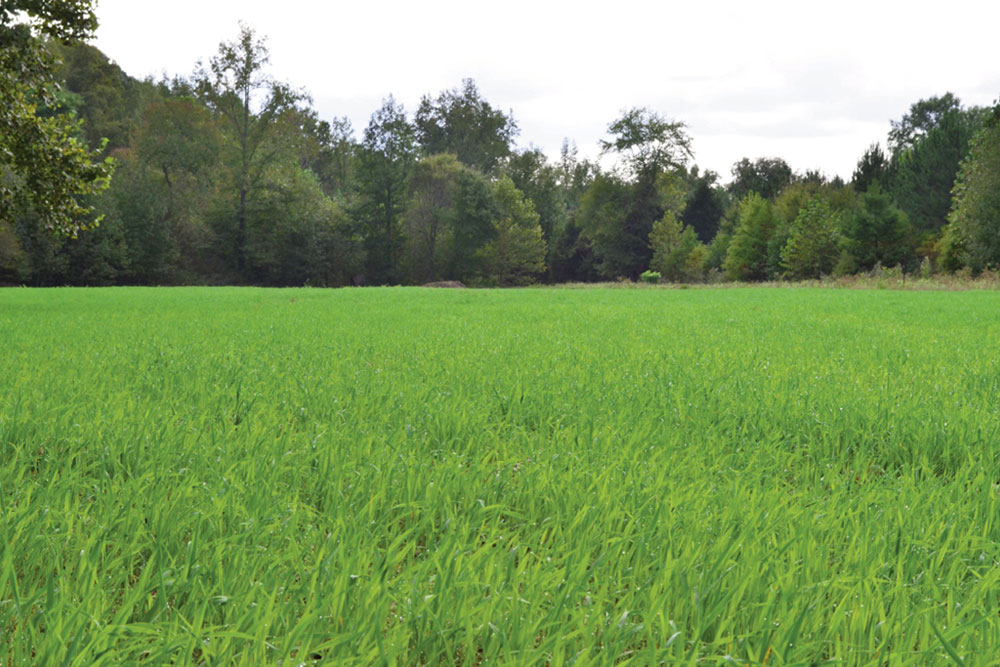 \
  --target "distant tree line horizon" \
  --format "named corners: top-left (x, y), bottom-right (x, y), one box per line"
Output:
top-left (3, 17), bottom-right (1000, 287)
